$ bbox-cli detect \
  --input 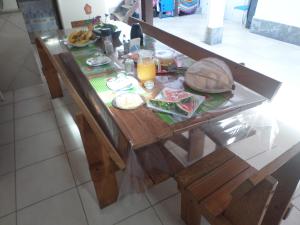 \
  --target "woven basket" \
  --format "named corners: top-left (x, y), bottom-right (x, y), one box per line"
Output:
top-left (185, 58), bottom-right (234, 93)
